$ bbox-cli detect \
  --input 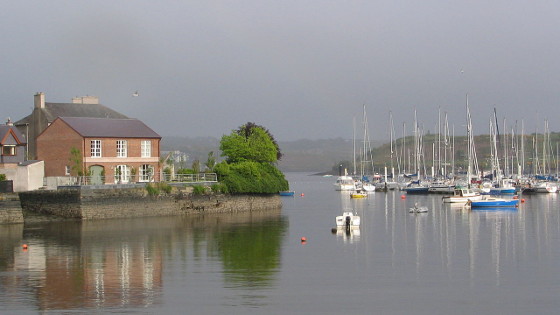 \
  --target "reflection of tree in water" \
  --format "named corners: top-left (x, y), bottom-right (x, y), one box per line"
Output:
top-left (213, 217), bottom-right (288, 288)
